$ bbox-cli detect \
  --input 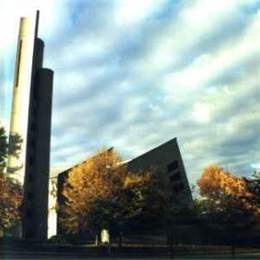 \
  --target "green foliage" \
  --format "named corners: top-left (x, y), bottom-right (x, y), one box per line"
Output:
top-left (0, 127), bottom-right (8, 171)
top-left (7, 133), bottom-right (23, 174)
top-left (0, 128), bottom-right (23, 174)
top-left (8, 133), bottom-right (23, 159)
top-left (120, 171), bottom-right (170, 232)
top-left (86, 198), bottom-right (122, 236)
